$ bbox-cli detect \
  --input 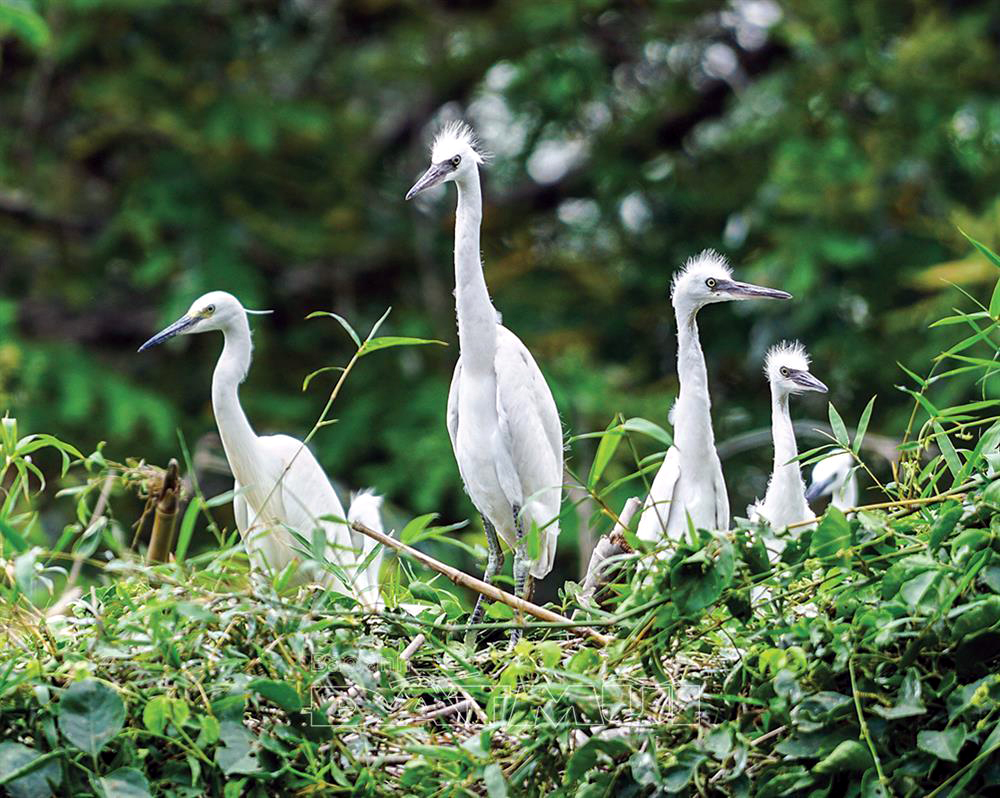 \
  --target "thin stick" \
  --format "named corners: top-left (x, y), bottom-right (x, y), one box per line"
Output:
top-left (849, 657), bottom-right (892, 795)
top-left (349, 520), bottom-right (612, 646)
top-left (67, 472), bottom-right (116, 589)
